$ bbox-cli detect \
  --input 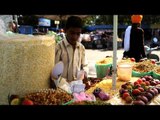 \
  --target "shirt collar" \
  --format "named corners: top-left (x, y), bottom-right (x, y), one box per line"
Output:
top-left (63, 38), bottom-right (80, 48)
